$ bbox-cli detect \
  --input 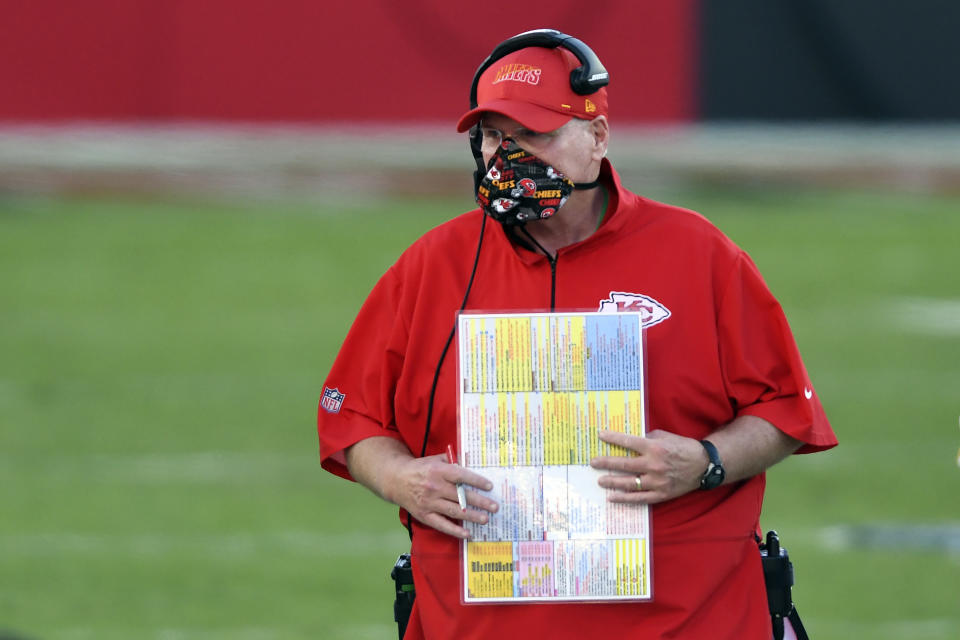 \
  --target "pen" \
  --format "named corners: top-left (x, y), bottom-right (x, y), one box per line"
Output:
top-left (446, 443), bottom-right (468, 512)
